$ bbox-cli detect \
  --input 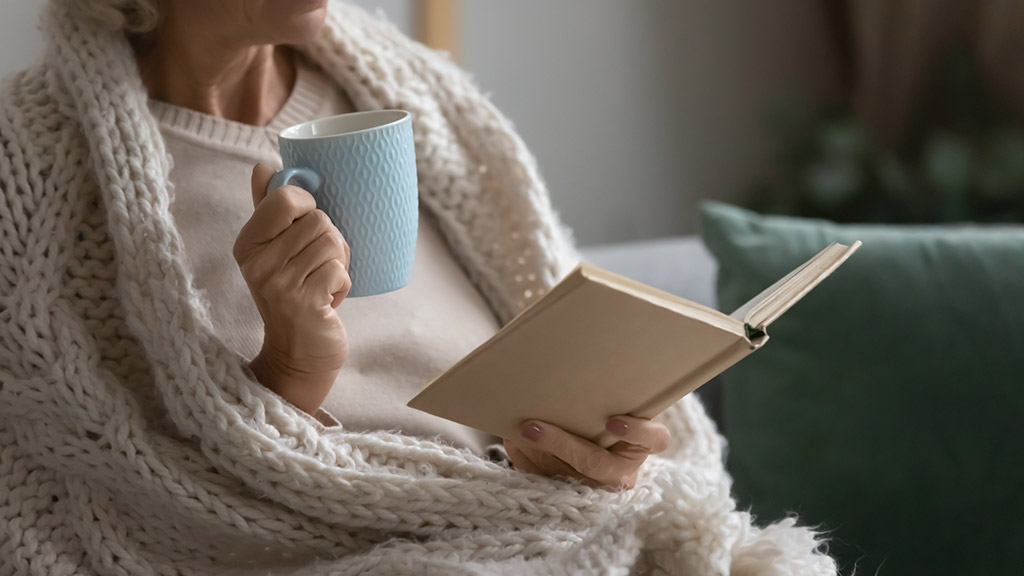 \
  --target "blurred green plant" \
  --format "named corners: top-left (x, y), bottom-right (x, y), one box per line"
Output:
top-left (752, 48), bottom-right (1024, 223)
